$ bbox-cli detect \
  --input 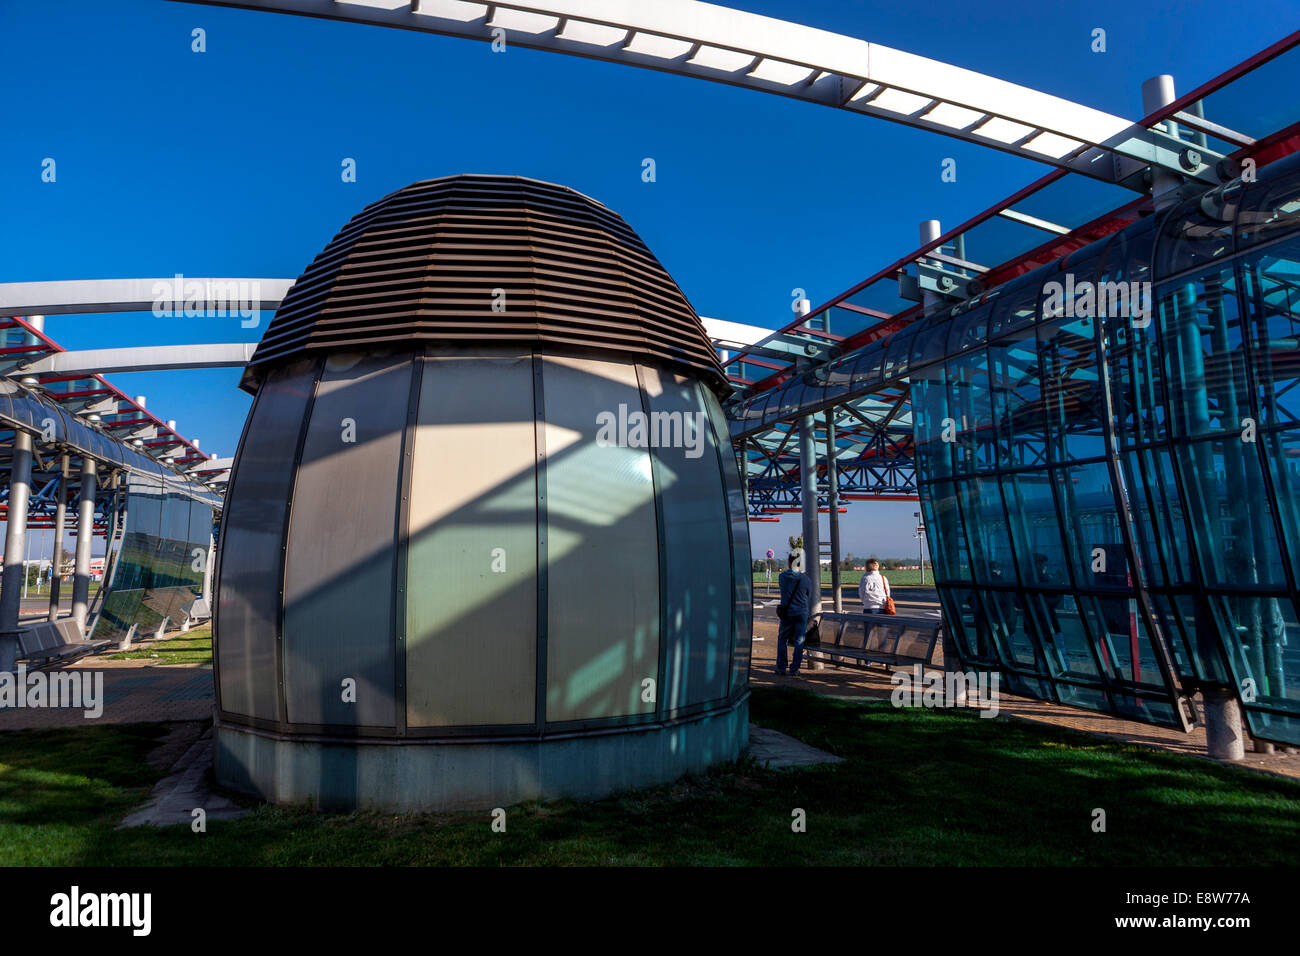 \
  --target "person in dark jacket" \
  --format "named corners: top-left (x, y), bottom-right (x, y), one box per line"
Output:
top-left (776, 549), bottom-right (814, 676)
